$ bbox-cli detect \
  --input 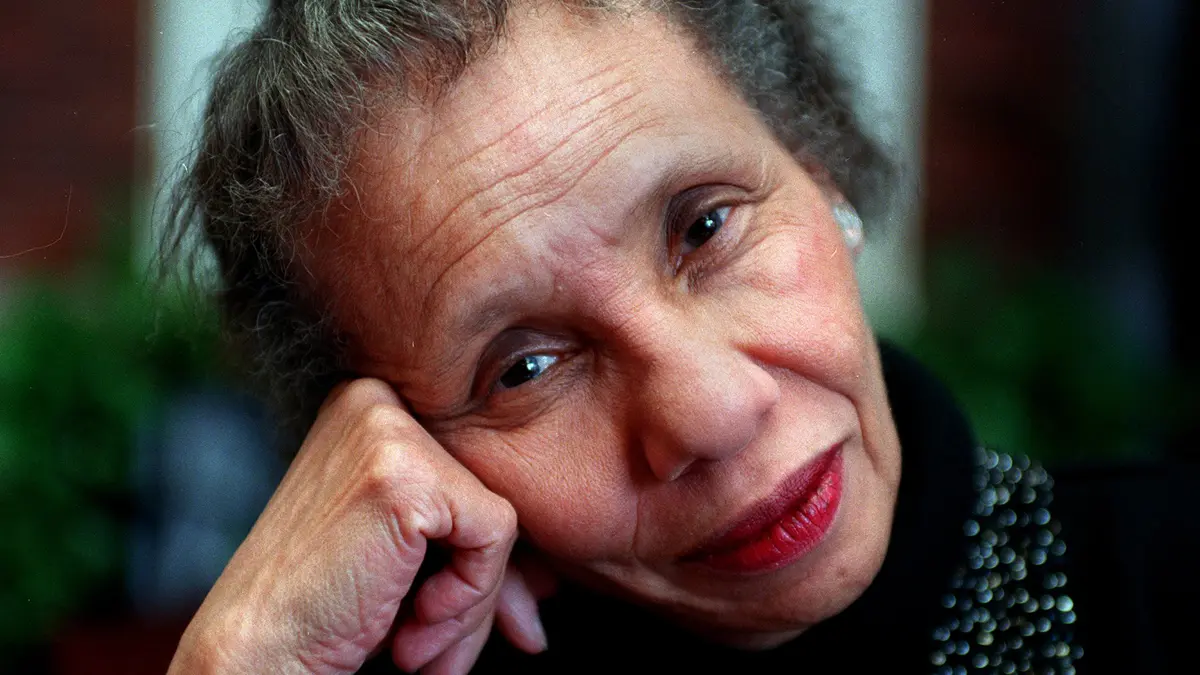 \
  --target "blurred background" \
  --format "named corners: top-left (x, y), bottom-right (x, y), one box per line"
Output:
top-left (1, 0), bottom-right (1196, 672)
